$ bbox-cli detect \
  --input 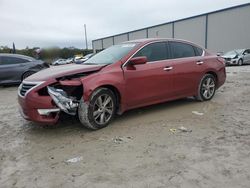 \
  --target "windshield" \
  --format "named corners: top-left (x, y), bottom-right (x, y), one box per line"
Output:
top-left (84, 43), bottom-right (138, 65)
top-left (224, 49), bottom-right (244, 56)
